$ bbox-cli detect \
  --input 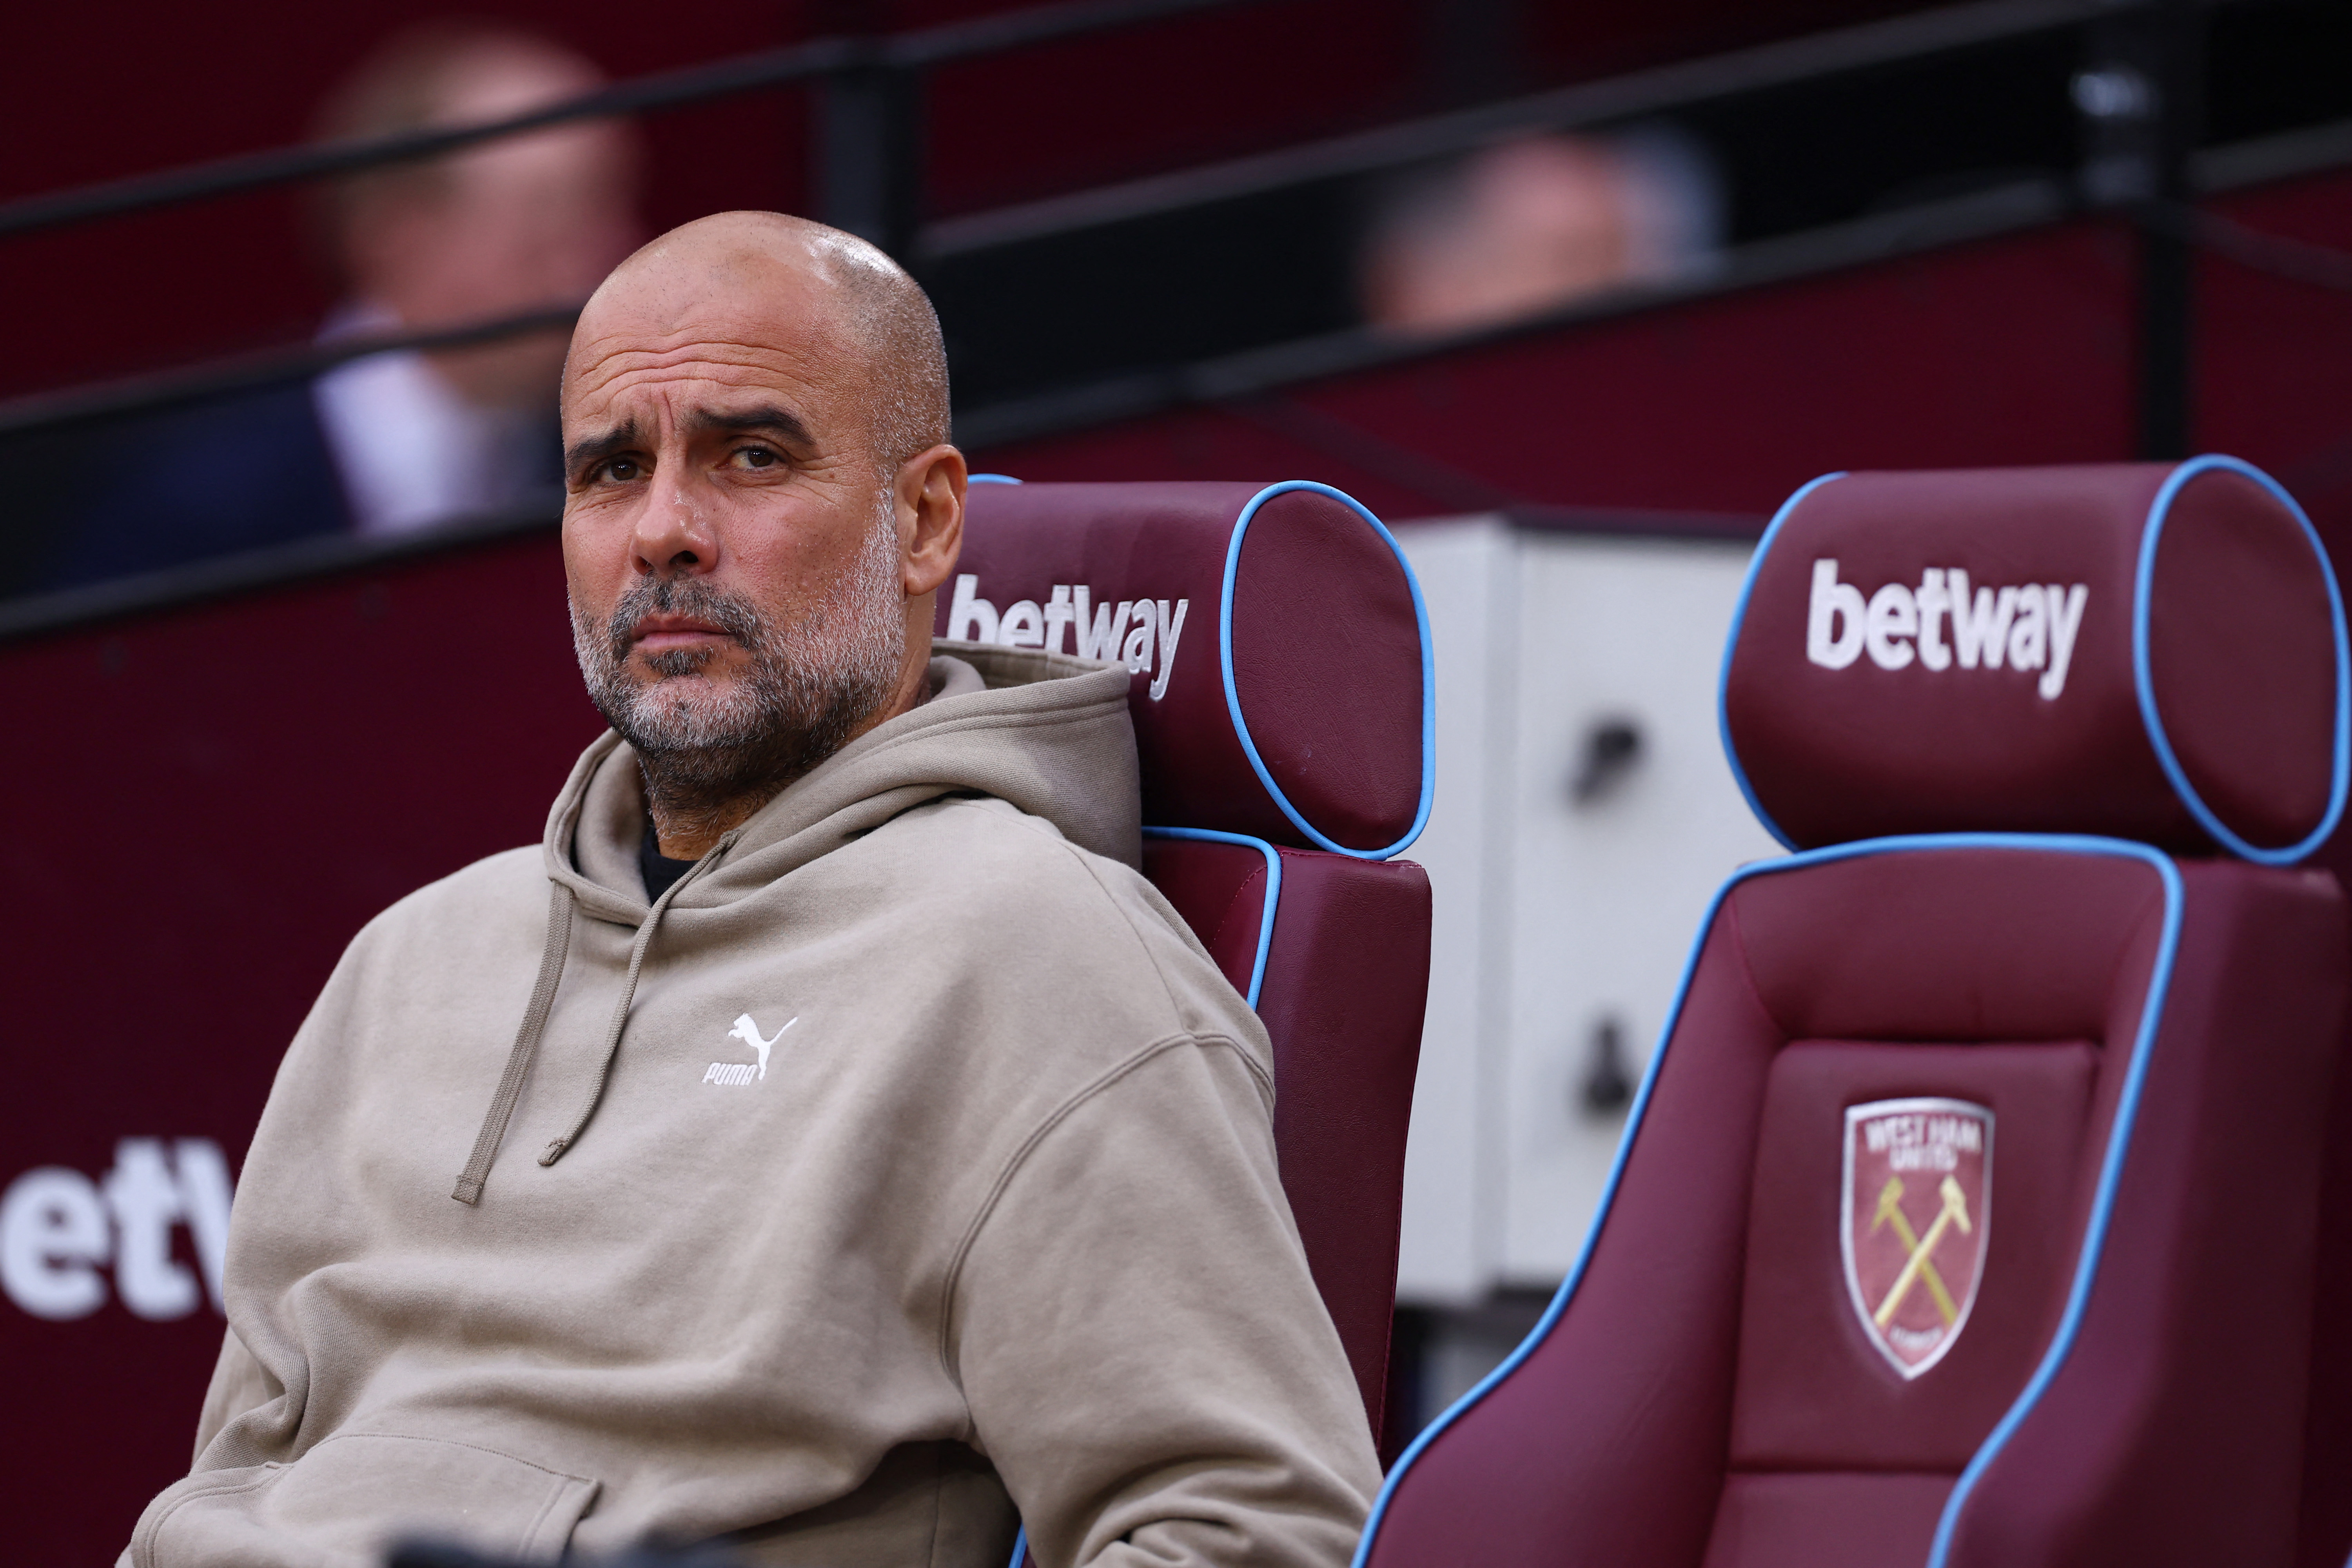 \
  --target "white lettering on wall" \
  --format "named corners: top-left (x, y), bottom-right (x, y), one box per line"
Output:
top-left (947, 576), bottom-right (1190, 701)
top-left (1807, 560), bottom-right (2089, 700)
top-left (0, 1139), bottom-right (235, 1322)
